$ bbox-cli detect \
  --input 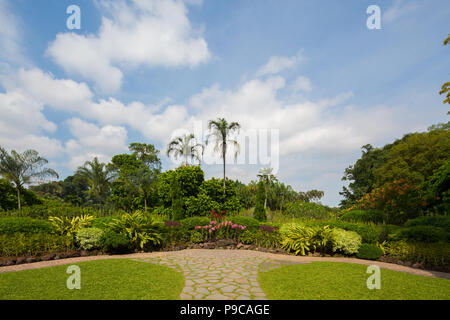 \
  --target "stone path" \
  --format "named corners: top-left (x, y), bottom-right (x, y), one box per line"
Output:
top-left (134, 250), bottom-right (296, 300)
